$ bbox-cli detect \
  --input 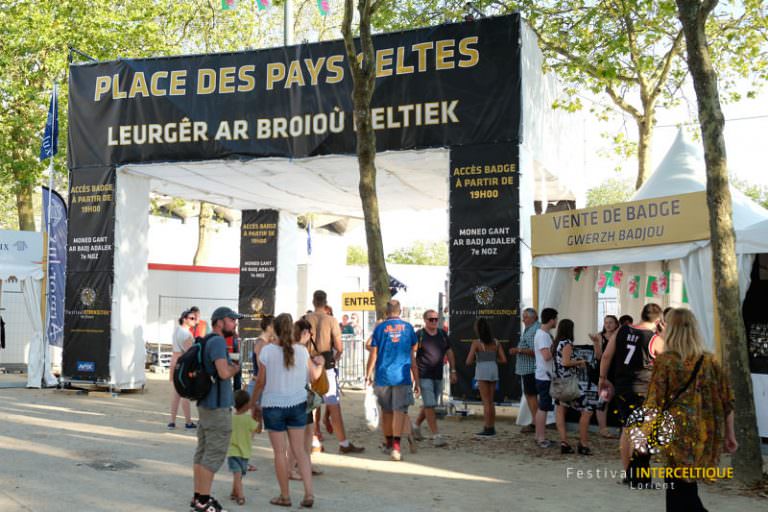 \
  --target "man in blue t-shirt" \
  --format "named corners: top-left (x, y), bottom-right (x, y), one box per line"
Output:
top-left (365, 299), bottom-right (420, 461)
top-left (191, 306), bottom-right (242, 512)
